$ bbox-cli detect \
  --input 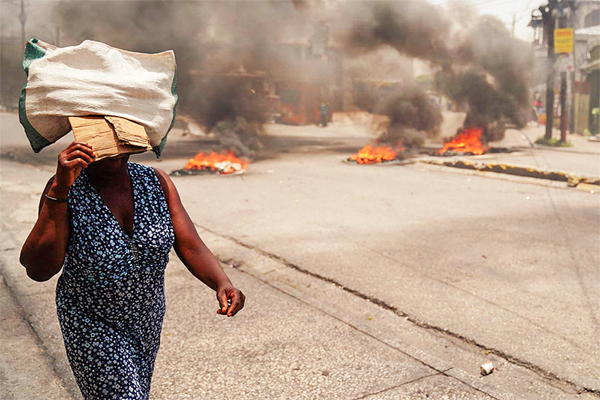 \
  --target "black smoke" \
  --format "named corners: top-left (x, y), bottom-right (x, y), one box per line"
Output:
top-left (341, 1), bottom-right (452, 67)
top-left (375, 89), bottom-right (442, 148)
top-left (51, 0), bottom-right (309, 157)
top-left (335, 1), bottom-right (533, 143)
top-left (50, 0), bottom-right (533, 151)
